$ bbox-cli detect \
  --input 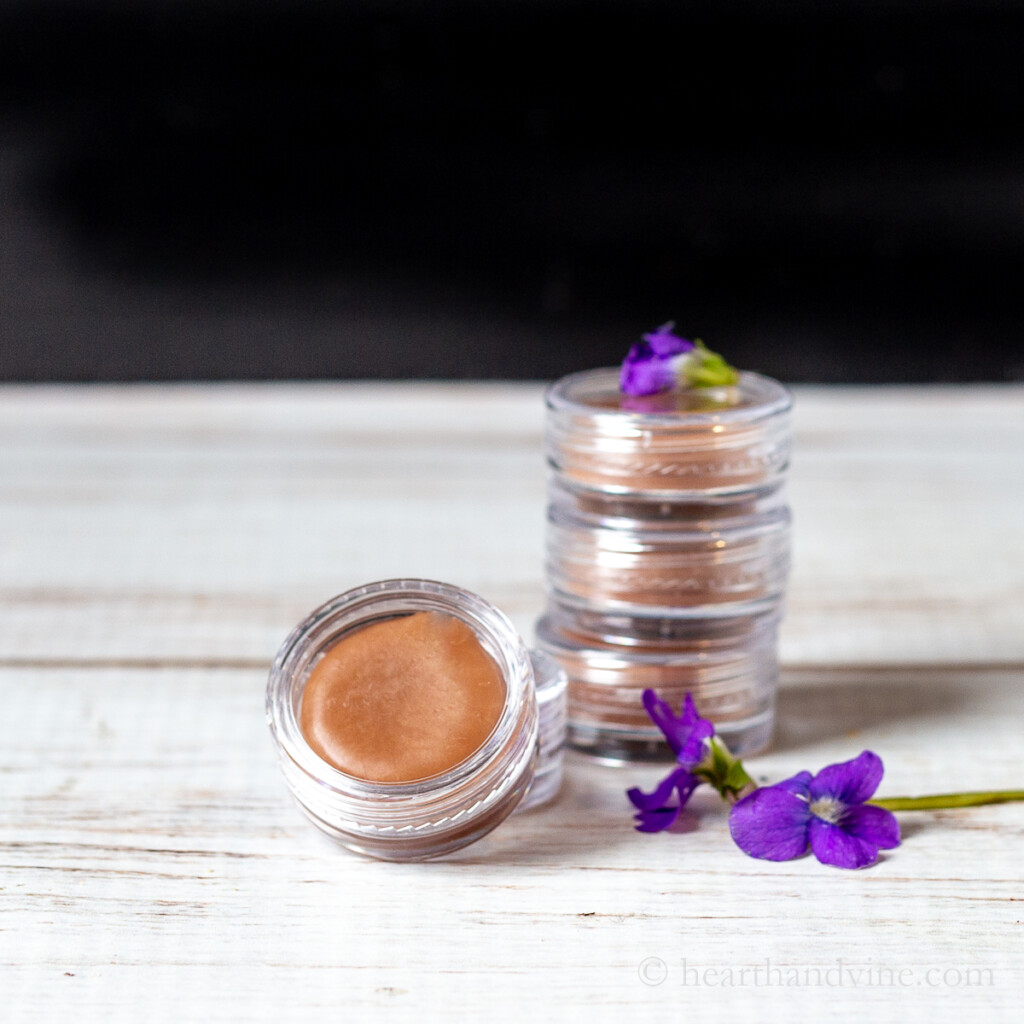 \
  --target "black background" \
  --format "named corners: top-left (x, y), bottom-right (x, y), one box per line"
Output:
top-left (2, 0), bottom-right (1022, 382)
